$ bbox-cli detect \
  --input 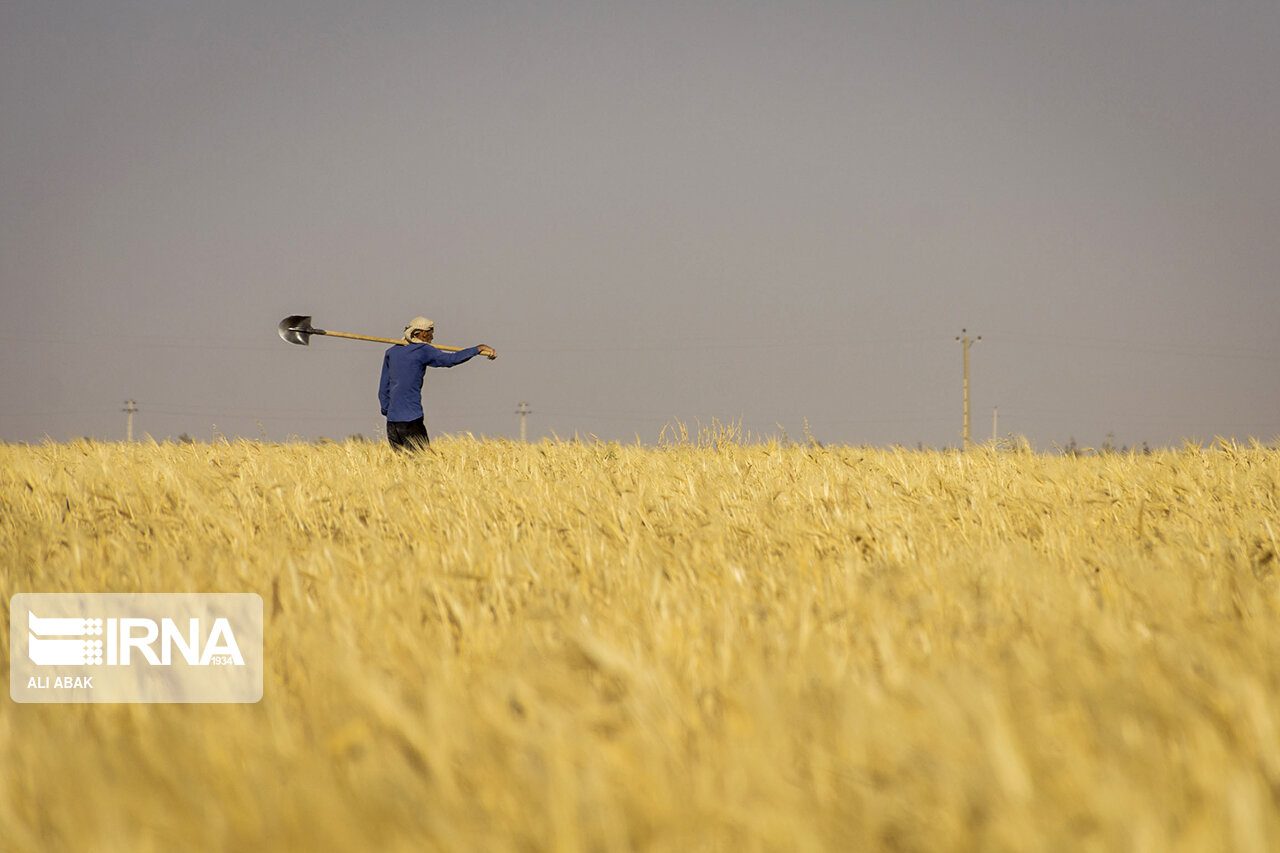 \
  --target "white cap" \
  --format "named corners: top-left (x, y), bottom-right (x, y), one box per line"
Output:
top-left (403, 316), bottom-right (434, 341)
